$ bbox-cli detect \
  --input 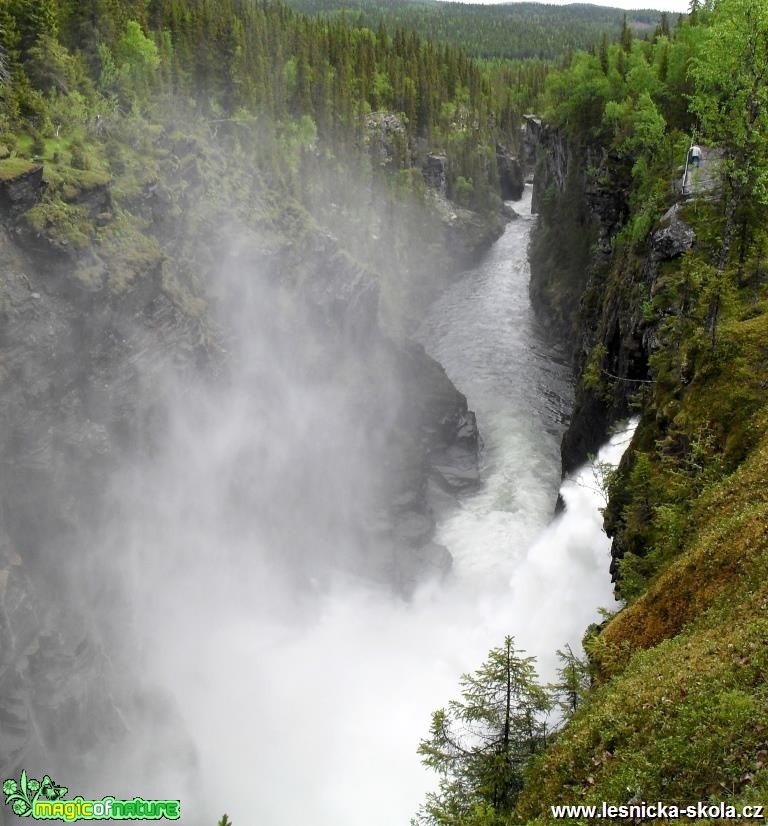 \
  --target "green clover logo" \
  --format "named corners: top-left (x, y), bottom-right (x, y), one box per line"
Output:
top-left (3, 771), bottom-right (65, 818)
